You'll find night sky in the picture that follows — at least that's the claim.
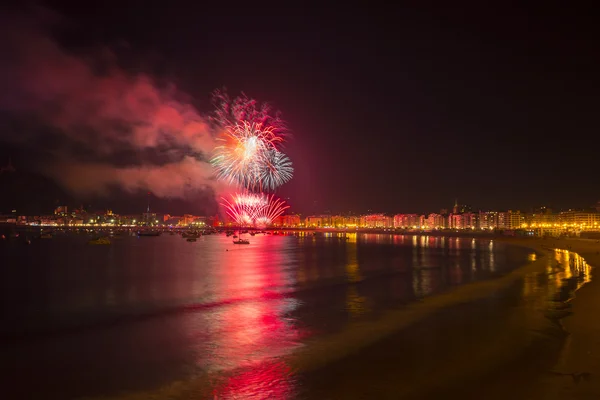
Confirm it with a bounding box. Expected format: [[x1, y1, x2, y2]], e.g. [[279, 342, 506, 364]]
[[0, 3, 598, 216]]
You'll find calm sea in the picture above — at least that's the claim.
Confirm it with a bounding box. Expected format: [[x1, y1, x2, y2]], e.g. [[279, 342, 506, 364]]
[[0, 232, 587, 399]]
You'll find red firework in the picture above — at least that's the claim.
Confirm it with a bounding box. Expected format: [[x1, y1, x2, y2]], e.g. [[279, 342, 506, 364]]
[[210, 89, 287, 135], [221, 192, 289, 227], [211, 121, 292, 191]]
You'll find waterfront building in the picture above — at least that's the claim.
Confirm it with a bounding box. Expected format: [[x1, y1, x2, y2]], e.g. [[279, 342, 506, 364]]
[[393, 214, 421, 229], [306, 215, 325, 227], [479, 211, 498, 230], [559, 210, 600, 230], [361, 214, 393, 228], [279, 214, 301, 227], [426, 213, 445, 229], [179, 214, 197, 225], [164, 216, 182, 225], [39, 216, 59, 226], [522, 211, 559, 228], [342, 216, 359, 228], [305, 215, 334, 227], [0, 214, 17, 223], [119, 215, 140, 226], [462, 212, 479, 229], [330, 215, 345, 228], [497, 210, 521, 230], [449, 213, 464, 229]]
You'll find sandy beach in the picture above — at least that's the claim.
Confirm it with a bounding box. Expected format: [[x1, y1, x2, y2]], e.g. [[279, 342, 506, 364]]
[[501, 237, 600, 399]]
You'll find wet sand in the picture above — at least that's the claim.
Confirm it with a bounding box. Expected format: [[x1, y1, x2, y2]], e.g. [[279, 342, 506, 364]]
[[503, 237, 600, 399], [296, 240, 567, 399]]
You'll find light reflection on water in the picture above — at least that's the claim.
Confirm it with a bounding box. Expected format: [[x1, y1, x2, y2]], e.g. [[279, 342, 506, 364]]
[[345, 241, 368, 318], [0, 234, 588, 400]]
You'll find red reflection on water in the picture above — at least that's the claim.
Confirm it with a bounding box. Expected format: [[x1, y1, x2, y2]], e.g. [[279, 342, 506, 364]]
[[198, 235, 301, 398], [213, 361, 295, 400]]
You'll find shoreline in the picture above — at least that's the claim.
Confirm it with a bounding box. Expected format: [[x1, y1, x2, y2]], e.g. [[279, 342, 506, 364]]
[[500, 237, 600, 399], [294, 238, 565, 399]]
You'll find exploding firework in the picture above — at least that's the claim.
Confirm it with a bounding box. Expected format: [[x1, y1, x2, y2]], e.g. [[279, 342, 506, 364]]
[[211, 90, 287, 135], [221, 192, 289, 227], [211, 91, 294, 226], [261, 149, 293, 190], [211, 121, 293, 191]]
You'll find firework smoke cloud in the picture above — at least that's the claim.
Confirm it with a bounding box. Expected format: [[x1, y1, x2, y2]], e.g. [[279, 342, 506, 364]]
[[0, 9, 217, 199]]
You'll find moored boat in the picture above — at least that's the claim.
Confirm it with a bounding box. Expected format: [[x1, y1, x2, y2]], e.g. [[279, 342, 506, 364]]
[[89, 237, 111, 245]]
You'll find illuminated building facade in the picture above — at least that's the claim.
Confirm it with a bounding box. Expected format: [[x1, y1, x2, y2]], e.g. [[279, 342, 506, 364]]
[[361, 214, 393, 228], [479, 211, 498, 230], [426, 213, 445, 229], [462, 212, 479, 229], [274, 214, 301, 227], [181, 214, 197, 225], [393, 214, 421, 229], [522, 211, 558, 228], [449, 214, 464, 229], [497, 210, 521, 230], [342, 216, 359, 227], [306, 215, 333, 227], [559, 211, 600, 230], [331, 215, 345, 228]]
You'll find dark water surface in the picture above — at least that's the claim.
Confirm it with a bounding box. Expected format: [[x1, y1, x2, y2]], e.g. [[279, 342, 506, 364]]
[[0, 232, 587, 399]]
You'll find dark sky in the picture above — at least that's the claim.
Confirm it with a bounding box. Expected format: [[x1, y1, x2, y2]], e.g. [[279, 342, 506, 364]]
[[0, 2, 598, 215]]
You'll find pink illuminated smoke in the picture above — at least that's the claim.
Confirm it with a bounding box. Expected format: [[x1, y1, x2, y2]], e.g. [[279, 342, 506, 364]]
[[0, 11, 215, 198]]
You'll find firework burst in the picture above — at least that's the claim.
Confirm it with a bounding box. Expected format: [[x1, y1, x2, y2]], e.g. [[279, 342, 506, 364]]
[[211, 120, 293, 192], [211, 91, 294, 227], [260, 149, 293, 191], [221, 192, 289, 227], [211, 90, 287, 135]]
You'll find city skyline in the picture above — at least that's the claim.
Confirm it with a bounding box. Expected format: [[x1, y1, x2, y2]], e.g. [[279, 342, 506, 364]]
[[3, 194, 600, 224], [5, 204, 600, 241]]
